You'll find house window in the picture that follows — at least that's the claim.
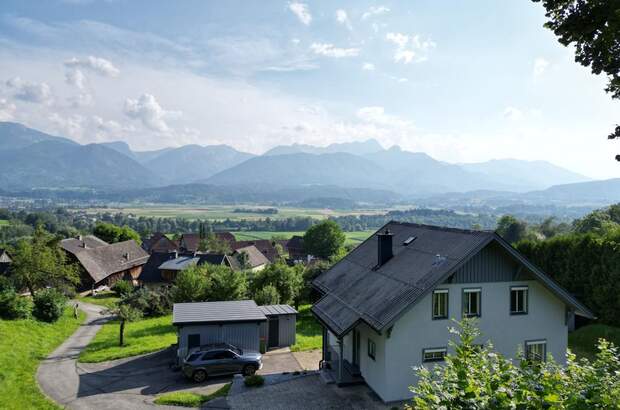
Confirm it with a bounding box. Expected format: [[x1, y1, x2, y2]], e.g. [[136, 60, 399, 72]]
[[511, 286, 528, 315], [432, 289, 449, 319], [423, 347, 447, 363], [368, 338, 376, 360], [462, 288, 481, 318], [525, 340, 546, 362]]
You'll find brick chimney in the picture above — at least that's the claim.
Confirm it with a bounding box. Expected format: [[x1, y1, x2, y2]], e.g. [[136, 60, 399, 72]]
[[377, 228, 393, 267]]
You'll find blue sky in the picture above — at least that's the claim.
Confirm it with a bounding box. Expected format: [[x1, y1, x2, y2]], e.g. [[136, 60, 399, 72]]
[[0, 0, 617, 179]]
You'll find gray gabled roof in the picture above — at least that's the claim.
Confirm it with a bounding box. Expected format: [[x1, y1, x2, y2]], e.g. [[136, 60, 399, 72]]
[[312, 221, 594, 338], [65, 240, 149, 283], [258, 304, 298, 316], [173, 300, 267, 325], [233, 245, 270, 268]]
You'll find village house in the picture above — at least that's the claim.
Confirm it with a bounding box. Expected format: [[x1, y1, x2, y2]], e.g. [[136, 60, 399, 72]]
[[141, 232, 179, 254], [60, 235, 149, 290], [0, 248, 11, 275], [311, 222, 594, 403]]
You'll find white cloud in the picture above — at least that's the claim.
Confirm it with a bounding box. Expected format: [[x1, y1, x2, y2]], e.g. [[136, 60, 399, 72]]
[[64, 56, 120, 77], [48, 112, 85, 138], [503, 106, 524, 121], [362, 62, 375, 71], [0, 98, 16, 121], [356, 106, 414, 128], [361, 6, 390, 20], [336, 9, 352, 30], [124, 93, 181, 133], [310, 43, 360, 58], [5, 77, 53, 104], [533, 57, 549, 77], [65, 68, 86, 89], [288, 2, 312, 25], [386, 33, 436, 64]]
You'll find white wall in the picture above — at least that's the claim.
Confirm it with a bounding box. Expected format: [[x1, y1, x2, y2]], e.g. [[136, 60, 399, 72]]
[[360, 280, 567, 402]]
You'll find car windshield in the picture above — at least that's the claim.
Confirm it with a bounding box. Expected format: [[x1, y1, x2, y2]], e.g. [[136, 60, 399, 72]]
[[186, 353, 202, 362]]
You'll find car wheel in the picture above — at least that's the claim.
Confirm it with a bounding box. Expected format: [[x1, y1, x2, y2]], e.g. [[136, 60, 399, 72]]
[[243, 364, 257, 376], [192, 369, 207, 383]]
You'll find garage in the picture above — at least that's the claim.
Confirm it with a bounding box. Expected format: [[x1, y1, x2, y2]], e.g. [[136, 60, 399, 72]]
[[258, 304, 297, 349], [173, 300, 298, 360], [173, 300, 267, 360]]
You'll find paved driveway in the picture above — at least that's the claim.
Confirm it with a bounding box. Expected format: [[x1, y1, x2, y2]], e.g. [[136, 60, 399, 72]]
[[37, 302, 228, 410], [228, 374, 395, 410]]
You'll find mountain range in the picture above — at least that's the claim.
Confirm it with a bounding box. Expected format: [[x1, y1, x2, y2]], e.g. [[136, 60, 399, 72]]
[[0, 121, 615, 206]]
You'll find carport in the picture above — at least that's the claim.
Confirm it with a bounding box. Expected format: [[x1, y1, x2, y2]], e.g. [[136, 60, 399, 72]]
[[173, 300, 267, 360]]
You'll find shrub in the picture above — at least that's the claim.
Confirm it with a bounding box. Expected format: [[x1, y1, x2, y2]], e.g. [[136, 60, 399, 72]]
[[254, 285, 280, 306], [111, 280, 133, 298], [32, 288, 67, 323], [122, 287, 172, 317], [408, 319, 620, 409], [244, 374, 264, 387], [0, 288, 31, 319]]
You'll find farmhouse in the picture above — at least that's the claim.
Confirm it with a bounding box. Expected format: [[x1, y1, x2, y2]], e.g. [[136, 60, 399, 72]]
[[0, 248, 11, 275], [230, 245, 270, 272], [312, 222, 594, 403], [60, 235, 149, 290], [179, 232, 236, 253], [142, 232, 179, 254], [173, 300, 297, 360]]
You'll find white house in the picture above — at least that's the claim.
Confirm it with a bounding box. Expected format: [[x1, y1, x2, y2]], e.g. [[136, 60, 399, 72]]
[[311, 222, 594, 403]]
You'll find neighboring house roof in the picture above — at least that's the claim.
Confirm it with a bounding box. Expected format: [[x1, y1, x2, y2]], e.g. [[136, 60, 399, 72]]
[[64, 240, 149, 283], [232, 240, 279, 262], [60, 235, 108, 254], [158, 253, 228, 271], [0, 248, 12, 264], [258, 304, 298, 316], [140, 251, 178, 283], [180, 232, 235, 252], [143, 233, 179, 253], [233, 245, 270, 269], [312, 221, 594, 339], [173, 300, 267, 325]]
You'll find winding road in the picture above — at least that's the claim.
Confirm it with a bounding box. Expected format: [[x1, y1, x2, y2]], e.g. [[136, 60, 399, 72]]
[[36, 302, 196, 410]]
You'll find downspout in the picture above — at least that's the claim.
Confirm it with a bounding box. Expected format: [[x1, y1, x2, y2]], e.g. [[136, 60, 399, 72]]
[[338, 337, 344, 384]]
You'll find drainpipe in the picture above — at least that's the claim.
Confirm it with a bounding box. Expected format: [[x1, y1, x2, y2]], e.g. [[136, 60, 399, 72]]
[[338, 337, 343, 384]]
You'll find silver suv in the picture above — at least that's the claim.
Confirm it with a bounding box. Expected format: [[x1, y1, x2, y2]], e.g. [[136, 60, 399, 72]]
[[181, 343, 263, 382]]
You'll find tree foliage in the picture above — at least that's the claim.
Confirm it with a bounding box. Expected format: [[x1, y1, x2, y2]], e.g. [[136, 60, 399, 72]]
[[303, 220, 346, 259], [533, 0, 620, 157], [9, 225, 78, 296], [517, 229, 620, 325], [249, 262, 303, 305], [171, 265, 211, 303], [253, 284, 280, 306], [205, 264, 247, 301], [409, 319, 620, 409], [496, 215, 529, 243], [93, 222, 141, 245]]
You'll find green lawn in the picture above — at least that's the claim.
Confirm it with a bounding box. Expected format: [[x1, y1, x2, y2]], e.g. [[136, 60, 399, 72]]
[[0, 219, 9, 226], [77, 291, 120, 309], [154, 383, 231, 407], [79, 314, 176, 363], [291, 304, 322, 352], [568, 324, 620, 360], [0, 308, 85, 410]]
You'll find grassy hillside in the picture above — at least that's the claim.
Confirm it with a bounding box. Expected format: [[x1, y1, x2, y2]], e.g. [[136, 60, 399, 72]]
[[79, 314, 176, 363], [0, 308, 85, 410], [569, 324, 620, 360]]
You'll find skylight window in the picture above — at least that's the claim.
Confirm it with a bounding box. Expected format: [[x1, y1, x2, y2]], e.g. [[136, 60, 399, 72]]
[[403, 236, 417, 246]]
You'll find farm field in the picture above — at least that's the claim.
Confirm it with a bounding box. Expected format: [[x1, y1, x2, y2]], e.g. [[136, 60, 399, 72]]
[[83, 205, 388, 221], [233, 230, 374, 246], [0, 219, 9, 226]]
